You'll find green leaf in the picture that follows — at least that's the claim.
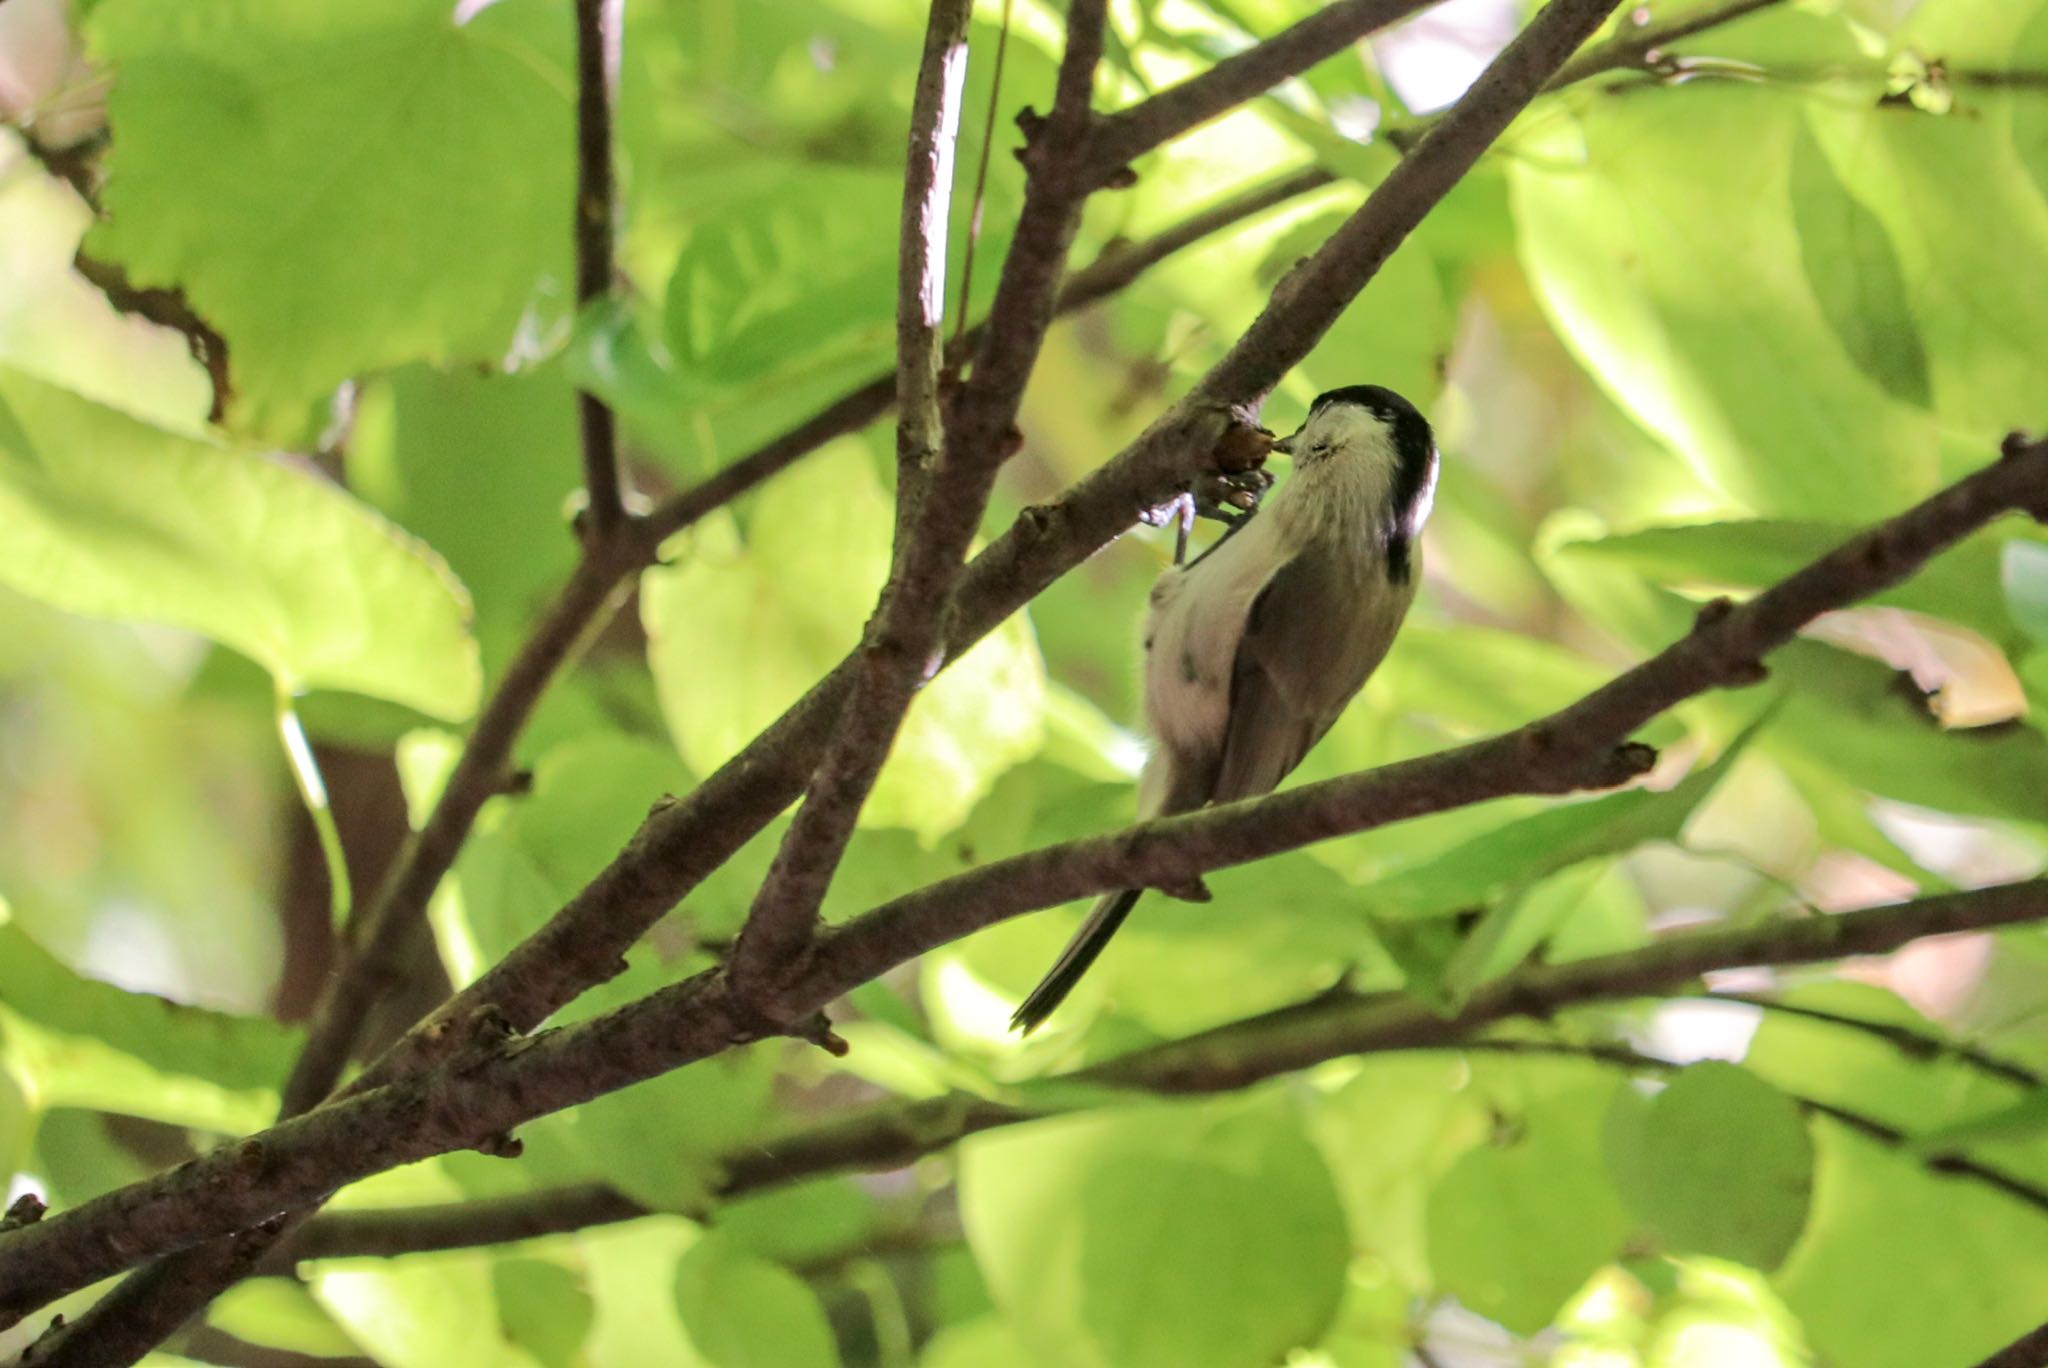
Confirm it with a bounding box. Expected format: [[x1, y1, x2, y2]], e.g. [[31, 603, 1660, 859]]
[[1559, 519, 2032, 653], [348, 365, 583, 651], [1774, 1126, 2048, 1368], [1910, 1086, 2048, 1156], [664, 165, 897, 385], [1607, 1062, 1813, 1270], [672, 1235, 841, 1368], [0, 916, 296, 1132], [712, 1179, 878, 1269], [494, 1258, 594, 1368], [0, 365, 480, 718], [209, 1282, 366, 1362], [580, 1221, 704, 1367], [1426, 1081, 1631, 1334], [643, 443, 1046, 842], [0, 132, 211, 430], [1785, 122, 1931, 406], [85, 0, 574, 415], [1767, 643, 2048, 824], [1310, 1056, 1497, 1293], [1512, 72, 1938, 517], [960, 1093, 1349, 1368], [1794, 0, 2048, 446], [919, 1316, 1038, 1368]]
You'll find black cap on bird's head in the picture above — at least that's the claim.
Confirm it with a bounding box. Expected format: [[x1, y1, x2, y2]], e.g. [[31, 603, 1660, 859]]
[[1272, 384, 1434, 471]]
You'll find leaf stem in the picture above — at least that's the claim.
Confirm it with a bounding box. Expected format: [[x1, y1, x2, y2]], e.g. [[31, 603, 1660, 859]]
[[273, 689, 350, 928]]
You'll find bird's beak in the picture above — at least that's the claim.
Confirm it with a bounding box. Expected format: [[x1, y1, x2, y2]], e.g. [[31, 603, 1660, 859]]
[[1271, 431, 1298, 458]]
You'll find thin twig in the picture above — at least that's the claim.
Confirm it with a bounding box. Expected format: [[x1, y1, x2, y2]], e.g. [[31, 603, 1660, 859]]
[[572, 0, 628, 536], [1703, 991, 2042, 1089], [954, 0, 1014, 348], [724, 0, 1109, 993], [9, 879, 2048, 1312], [1453, 1039, 2048, 1218], [1084, 0, 1442, 183], [1546, 0, 1784, 88]]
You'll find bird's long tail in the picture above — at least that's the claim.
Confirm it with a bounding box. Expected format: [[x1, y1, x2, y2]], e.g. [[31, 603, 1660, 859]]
[[1009, 888, 1143, 1034]]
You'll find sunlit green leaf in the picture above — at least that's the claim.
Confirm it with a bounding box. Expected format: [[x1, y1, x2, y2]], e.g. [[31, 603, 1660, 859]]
[[673, 1235, 841, 1368], [0, 365, 480, 717], [1426, 1080, 1631, 1334], [961, 1093, 1349, 1368], [0, 133, 210, 429], [495, 1258, 594, 1368], [0, 915, 294, 1132], [85, 0, 574, 416], [209, 1282, 366, 1363], [1512, 52, 1939, 517], [1774, 1126, 2048, 1368]]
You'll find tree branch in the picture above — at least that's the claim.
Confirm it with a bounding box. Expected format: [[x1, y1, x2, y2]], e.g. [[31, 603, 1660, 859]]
[[1546, 0, 1784, 89], [725, 0, 1108, 992], [1973, 1319, 2048, 1368], [12, 879, 2046, 1313], [1085, 0, 1440, 182], [266, 874, 2048, 1266], [572, 0, 628, 536], [1454, 1038, 2048, 1217], [1703, 991, 2042, 1089]]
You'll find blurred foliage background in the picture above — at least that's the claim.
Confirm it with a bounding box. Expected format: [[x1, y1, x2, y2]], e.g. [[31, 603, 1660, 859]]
[[3, 0, 2048, 1363]]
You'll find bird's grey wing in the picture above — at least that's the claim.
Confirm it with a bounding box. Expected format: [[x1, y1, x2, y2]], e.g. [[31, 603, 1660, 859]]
[[1213, 545, 1416, 803]]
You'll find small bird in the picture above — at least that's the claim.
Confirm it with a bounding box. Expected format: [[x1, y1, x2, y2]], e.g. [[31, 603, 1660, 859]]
[[1011, 384, 1439, 1033]]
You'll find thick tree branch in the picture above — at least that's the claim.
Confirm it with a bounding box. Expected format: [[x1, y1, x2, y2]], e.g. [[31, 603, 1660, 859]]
[[728, 0, 1007, 988], [9, 880, 2045, 1314], [572, 0, 628, 536]]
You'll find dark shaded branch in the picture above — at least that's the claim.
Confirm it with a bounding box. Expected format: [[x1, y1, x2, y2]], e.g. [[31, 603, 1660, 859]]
[[726, 0, 1107, 989], [1704, 991, 2042, 1089], [1974, 1320, 2048, 1368], [280, 1184, 646, 1262], [1546, 0, 1784, 88], [70, 253, 231, 425], [1453, 1039, 2048, 1218], [572, 0, 628, 536], [10, 880, 2045, 1313], [1085, 0, 1440, 182]]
